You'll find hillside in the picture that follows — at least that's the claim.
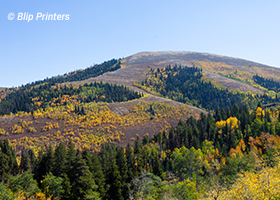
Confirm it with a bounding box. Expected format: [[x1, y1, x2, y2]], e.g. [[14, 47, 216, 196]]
[[1, 51, 280, 152], [83, 51, 280, 93], [1, 51, 280, 199]]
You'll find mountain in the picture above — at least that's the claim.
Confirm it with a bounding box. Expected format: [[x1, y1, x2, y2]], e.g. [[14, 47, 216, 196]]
[[83, 51, 280, 93], [1, 51, 280, 199], [1, 51, 280, 150]]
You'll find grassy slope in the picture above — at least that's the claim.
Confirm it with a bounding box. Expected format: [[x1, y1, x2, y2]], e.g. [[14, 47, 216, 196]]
[[2, 51, 280, 152]]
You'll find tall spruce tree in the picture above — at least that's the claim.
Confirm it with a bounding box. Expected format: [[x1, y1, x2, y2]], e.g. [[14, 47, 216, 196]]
[[91, 153, 106, 199], [125, 143, 134, 183], [134, 136, 143, 176], [71, 154, 100, 200], [104, 148, 123, 200], [53, 143, 67, 177], [66, 142, 77, 183], [19, 149, 31, 173], [116, 147, 130, 199]]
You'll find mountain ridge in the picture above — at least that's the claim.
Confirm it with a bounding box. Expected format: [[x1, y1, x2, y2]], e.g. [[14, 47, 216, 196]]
[[77, 51, 280, 94], [128, 51, 277, 68]]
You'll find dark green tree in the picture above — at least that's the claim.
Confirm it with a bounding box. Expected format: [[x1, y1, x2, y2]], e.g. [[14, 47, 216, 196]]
[[134, 136, 143, 175], [91, 153, 106, 199], [61, 173, 72, 200], [41, 172, 64, 200], [19, 149, 31, 173], [53, 143, 67, 177], [71, 155, 100, 200], [104, 149, 123, 200], [126, 143, 134, 182], [0, 182, 15, 200], [116, 147, 130, 199], [9, 171, 40, 199]]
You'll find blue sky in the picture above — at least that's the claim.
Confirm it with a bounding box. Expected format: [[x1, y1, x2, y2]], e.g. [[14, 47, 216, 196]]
[[1, 0, 280, 87]]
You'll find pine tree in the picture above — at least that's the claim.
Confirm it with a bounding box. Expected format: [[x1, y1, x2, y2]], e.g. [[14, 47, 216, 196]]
[[81, 106, 86, 115], [169, 127, 175, 151], [61, 173, 72, 200], [91, 153, 106, 199], [36, 145, 54, 185], [81, 149, 93, 168], [71, 155, 100, 200], [28, 149, 36, 172], [152, 153, 163, 178], [66, 142, 77, 182], [0, 139, 18, 177], [45, 145, 54, 173], [0, 152, 10, 182], [81, 148, 106, 198], [9, 171, 40, 199], [134, 136, 143, 175], [105, 148, 123, 200], [53, 143, 67, 177], [0, 182, 15, 200], [142, 135, 149, 146], [41, 172, 64, 200], [116, 147, 130, 199], [215, 107, 222, 121], [20, 149, 31, 173], [162, 131, 167, 150], [126, 143, 134, 182]]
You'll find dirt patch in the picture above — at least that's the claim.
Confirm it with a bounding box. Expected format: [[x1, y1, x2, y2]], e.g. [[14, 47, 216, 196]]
[[205, 71, 264, 93], [115, 118, 184, 147]]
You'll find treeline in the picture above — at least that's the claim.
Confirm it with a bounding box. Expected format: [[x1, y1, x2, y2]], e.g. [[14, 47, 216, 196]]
[[0, 82, 142, 115], [137, 66, 280, 111], [0, 59, 122, 115], [23, 59, 121, 87], [153, 102, 280, 156], [253, 74, 280, 93], [1, 105, 280, 199]]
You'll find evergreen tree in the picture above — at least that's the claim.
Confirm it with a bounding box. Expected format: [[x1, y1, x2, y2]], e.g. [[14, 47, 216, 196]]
[[142, 135, 149, 146], [27, 149, 36, 172], [19, 149, 31, 173], [215, 107, 222, 121], [126, 143, 134, 182], [66, 142, 77, 182], [9, 171, 40, 199], [0, 152, 10, 182], [45, 145, 54, 173], [71, 155, 100, 200], [35, 145, 54, 185], [103, 148, 123, 200], [152, 153, 163, 178], [91, 153, 106, 199], [116, 147, 130, 199], [81, 149, 93, 169], [0, 182, 15, 200], [0, 139, 18, 178], [134, 136, 143, 176], [61, 173, 72, 200], [169, 127, 176, 151], [53, 143, 67, 177], [41, 172, 64, 200]]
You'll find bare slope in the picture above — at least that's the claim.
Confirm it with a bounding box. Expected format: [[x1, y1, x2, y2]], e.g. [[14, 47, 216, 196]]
[[73, 50, 280, 117], [80, 51, 280, 94]]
